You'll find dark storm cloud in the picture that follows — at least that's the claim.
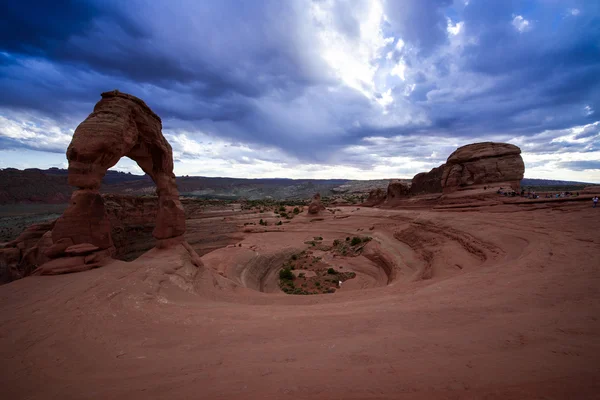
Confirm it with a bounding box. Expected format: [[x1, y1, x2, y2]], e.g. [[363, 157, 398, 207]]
[[383, 0, 453, 53], [1, 0, 600, 174]]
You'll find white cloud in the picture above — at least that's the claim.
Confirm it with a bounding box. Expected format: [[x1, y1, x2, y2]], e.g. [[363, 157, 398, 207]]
[[512, 15, 531, 33], [310, 0, 394, 104], [447, 19, 463, 36]]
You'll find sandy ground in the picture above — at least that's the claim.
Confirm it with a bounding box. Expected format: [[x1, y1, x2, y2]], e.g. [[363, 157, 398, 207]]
[[1, 200, 599, 399]]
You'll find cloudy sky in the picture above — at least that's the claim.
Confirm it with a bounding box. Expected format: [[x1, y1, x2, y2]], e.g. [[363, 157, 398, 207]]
[[1, 0, 599, 182]]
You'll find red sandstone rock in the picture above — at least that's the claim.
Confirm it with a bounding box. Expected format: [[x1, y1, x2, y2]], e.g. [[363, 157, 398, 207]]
[[65, 243, 101, 256], [410, 164, 445, 195], [39, 91, 187, 275], [308, 193, 326, 215], [44, 238, 74, 258], [385, 180, 410, 202], [363, 188, 386, 207], [0, 248, 21, 283], [441, 142, 524, 194], [52, 190, 113, 250]]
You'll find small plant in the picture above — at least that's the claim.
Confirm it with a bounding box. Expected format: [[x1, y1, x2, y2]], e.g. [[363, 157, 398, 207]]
[[327, 268, 337, 275], [350, 236, 362, 246], [291, 254, 298, 260], [279, 206, 286, 212], [314, 236, 323, 241], [346, 237, 350, 241], [333, 239, 340, 246], [277, 221, 282, 225], [293, 207, 300, 214], [315, 281, 321, 287], [279, 268, 294, 280]]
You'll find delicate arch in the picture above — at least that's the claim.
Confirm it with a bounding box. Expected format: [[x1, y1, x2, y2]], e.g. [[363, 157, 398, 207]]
[[51, 91, 185, 257]]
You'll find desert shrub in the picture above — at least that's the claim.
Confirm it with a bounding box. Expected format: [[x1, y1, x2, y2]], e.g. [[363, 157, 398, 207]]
[[279, 206, 286, 212], [333, 239, 340, 246], [314, 236, 323, 241], [327, 268, 337, 275], [279, 268, 294, 280], [346, 237, 350, 241], [293, 207, 300, 214], [276, 221, 282, 225], [350, 236, 362, 246], [291, 254, 298, 260], [315, 281, 321, 287]]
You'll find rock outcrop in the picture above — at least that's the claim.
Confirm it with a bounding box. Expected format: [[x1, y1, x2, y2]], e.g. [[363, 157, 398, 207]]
[[410, 164, 445, 195], [441, 142, 524, 194], [308, 193, 326, 214], [0, 221, 55, 283], [363, 188, 387, 207], [32, 91, 186, 275], [385, 180, 410, 202]]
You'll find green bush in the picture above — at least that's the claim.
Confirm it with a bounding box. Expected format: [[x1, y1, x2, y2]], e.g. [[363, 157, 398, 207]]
[[327, 268, 337, 275], [350, 236, 362, 246], [279, 268, 294, 280], [315, 281, 321, 287], [291, 254, 298, 260], [346, 237, 350, 241], [293, 207, 300, 214], [279, 206, 286, 212]]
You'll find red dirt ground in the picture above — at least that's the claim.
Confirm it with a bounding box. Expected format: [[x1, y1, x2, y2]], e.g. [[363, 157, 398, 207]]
[[1, 199, 599, 399]]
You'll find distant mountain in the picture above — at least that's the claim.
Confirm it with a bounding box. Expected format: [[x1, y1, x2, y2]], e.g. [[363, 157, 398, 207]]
[[521, 178, 593, 186], [0, 167, 595, 204], [0, 168, 72, 204]]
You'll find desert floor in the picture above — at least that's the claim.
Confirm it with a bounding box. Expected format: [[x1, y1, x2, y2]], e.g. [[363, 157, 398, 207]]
[[1, 200, 599, 399]]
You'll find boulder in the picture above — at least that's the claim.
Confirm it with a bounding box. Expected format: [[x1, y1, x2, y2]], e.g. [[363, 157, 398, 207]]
[[441, 142, 524, 194], [410, 164, 445, 195], [308, 193, 326, 215]]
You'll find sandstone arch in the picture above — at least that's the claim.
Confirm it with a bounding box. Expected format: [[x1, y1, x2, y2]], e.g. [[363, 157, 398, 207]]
[[39, 91, 185, 274]]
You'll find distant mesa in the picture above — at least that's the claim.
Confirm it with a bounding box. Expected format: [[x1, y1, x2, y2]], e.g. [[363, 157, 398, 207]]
[[441, 142, 524, 194]]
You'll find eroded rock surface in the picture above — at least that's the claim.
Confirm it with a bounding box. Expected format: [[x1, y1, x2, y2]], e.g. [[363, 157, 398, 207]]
[[308, 193, 326, 214], [385, 180, 410, 203], [411, 164, 445, 195], [363, 188, 387, 206], [442, 142, 524, 194]]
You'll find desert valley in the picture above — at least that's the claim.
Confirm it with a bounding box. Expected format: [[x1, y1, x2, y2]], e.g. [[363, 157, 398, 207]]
[[0, 91, 599, 399]]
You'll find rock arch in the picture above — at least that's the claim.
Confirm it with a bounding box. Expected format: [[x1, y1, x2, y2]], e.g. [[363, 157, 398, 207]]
[[39, 91, 185, 274]]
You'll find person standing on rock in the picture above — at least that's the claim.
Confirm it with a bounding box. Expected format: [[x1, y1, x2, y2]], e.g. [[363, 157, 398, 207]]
[[593, 196, 598, 208]]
